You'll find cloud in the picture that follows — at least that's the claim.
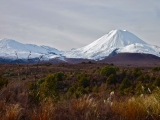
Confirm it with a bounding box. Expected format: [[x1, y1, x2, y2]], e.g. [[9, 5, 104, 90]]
[[0, 0, 160, 50], [154, 7, 160, 18]]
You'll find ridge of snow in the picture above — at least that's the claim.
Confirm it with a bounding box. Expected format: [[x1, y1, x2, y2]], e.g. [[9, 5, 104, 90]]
[[117, 43, 160, 57], [0, 38, 62, 59]]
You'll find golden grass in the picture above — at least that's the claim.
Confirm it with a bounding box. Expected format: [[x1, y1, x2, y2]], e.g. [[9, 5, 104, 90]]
[[0, 101, 22, 120], [5, 104, 22, 120], [30, 99, 54, 120], [111, 94, 160, 120]]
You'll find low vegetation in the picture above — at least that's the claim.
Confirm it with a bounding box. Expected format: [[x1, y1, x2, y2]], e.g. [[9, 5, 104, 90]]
[[0, 62, 160, 119]]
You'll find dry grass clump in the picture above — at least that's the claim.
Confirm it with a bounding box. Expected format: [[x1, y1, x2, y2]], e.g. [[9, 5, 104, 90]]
[[69, 95, 97, 120], [30, 100, 54, 120], [0, 101, 22, 120], [112, 98, 147, 120], [112, 93, 160, 120], [5, 104, 22, 120]]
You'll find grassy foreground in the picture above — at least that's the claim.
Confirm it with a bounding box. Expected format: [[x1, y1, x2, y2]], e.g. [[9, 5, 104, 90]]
[[1, 90, 160, 120]]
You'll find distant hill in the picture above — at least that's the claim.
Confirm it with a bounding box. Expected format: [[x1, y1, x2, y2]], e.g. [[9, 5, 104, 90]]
[[99, 53, 160, 66]]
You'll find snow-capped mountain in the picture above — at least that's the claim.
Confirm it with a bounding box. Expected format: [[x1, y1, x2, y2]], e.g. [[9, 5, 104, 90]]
[[63, 29, 160, 60], [1, 29, 160, 62], [0, 38, 62, 60]]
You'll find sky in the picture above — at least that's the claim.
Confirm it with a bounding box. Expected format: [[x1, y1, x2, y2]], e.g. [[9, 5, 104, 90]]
[[0, 0, 160, 50]]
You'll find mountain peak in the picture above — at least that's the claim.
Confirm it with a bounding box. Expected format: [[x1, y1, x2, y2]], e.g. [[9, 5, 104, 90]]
[[1, 38, 16, 42], [83, 29, 147, 50], [105, 29, 146, 46], [64, 29, 151, 60], [0, 38, 19, 49], [110, 29, 127, 33]]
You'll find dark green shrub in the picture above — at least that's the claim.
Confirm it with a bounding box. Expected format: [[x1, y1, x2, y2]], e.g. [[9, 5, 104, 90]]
[[114, 67, 120, 71], [0, 75, 8, 89], [22, 77, 26, 80], [150, 76, 156, 82], [135, 81, 143, 95], [132, 68, 142, 78], [9, 71, 14, 76], [54, 72, 64, 81], [3, 74, 9, 77], [144, 74, 150, 81], [136, 75, 144, 82], [106, 74, 117, 87], [78, 74, 90, 88], [120, 70, 127, 80], [127, 70, 132, 75], [68, 85, 76, 94], [74, 86, 91, 98], [123, 87, 133, 94], [28, 82, 37, 90], [28, 82, 40, 103], [40, 74, 59, 99], [100, 66, 116, 76], [119, 77, 131, 91], [29, 72, 63, 102], [77, 87, 88, 94], [37, 79, 45, 85], [152, 67, 160, 72], [92, 86, 99, 93], [154, 76, 160, 87]]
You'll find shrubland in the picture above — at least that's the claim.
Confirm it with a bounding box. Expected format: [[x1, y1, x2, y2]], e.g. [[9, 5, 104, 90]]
[[0, 63, 160, 119]]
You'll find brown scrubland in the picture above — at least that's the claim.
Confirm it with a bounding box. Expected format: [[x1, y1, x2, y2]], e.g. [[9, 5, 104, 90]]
[[0, 62, 160, 120]]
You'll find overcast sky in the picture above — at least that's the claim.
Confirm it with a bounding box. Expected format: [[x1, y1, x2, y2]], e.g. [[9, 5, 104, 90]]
[[0, 0, 160, 50]]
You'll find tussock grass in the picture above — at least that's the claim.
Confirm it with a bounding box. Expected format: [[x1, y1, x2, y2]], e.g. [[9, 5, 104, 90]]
[[111, 92, 160, 120], [0, 101, 22, 120], [30, 101, 54, 120]]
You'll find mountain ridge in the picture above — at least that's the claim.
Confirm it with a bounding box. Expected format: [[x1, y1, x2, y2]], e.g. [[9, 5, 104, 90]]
[[0, 29, 160, 63], [0, 38, 62, 60]]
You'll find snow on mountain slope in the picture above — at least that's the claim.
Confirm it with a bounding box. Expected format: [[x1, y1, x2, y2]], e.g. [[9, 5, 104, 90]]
[[81, 29, 147, 50], [0, 38, 62, 59], [40, 45, 60, 54], [117, 43, 160, 57], [1, 29, 160, 61], [63, 29, 153, 60]]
